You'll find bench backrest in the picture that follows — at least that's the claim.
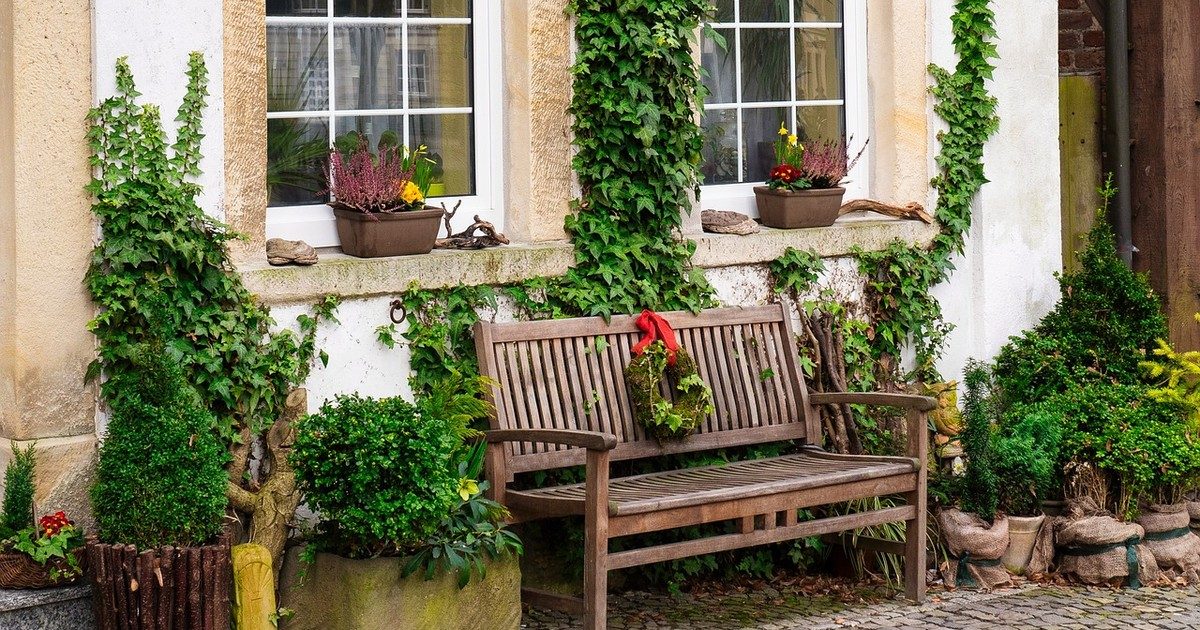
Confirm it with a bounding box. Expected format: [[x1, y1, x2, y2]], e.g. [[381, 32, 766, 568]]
[[473, 304, 817, 474]]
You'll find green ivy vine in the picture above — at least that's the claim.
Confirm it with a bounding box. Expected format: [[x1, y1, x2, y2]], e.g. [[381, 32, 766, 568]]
[[527, 0, 717, 318], [381, 284, 497, 395], [86, 54, 338, 442]]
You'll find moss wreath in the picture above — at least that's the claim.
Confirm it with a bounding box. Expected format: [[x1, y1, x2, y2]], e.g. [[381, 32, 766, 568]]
[[624, 312, 715, 440]]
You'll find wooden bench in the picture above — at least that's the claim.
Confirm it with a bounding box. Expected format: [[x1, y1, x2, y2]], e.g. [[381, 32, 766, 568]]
[[474, 304, 935, 630]]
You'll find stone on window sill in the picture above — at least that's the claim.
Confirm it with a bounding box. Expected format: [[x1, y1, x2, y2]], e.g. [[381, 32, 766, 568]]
[[240, 214, 938, 305]]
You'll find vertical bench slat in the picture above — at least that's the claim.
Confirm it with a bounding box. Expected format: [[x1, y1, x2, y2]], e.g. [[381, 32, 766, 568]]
[[704, 325, 738, 430], [751, 323, 785, 425], [680, 326, 720, 434], [539, 339, 567, 446]]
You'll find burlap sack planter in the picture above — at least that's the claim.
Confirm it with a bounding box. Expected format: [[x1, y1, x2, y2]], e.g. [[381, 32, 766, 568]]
[[1188, 501, 1200, 532], [1136, 503, 1200, 580], [279, 548, 521, 630], [937, 509, 1012, 589], [1055, 499, 1159, 587]]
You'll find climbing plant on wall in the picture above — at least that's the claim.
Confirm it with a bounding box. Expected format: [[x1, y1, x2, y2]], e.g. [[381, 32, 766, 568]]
[[534, 0, 718, 318], [86, 54, 337, 443], [777, 0, 999, 384]]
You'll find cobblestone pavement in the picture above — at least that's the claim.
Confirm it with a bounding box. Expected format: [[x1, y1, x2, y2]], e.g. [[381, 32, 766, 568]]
[[522, 584, 1200, 629]]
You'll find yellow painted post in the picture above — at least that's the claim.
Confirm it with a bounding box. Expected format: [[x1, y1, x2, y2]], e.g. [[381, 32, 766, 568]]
[[232, 543, 277, 630], [1059, 75, 1103, 272]]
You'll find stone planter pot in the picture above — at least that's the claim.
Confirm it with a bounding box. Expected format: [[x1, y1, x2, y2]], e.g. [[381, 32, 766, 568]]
[[332, 205, 444, 258], [87, 534, 231, 630], [1001, 514, 1045, 574], [1188, 501, 1200, 531], [279, 548, 520, 630], [753, 186, 845, 229]]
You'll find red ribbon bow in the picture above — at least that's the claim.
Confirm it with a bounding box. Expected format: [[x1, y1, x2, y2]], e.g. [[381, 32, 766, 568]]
[[631, 310, 680, 365]]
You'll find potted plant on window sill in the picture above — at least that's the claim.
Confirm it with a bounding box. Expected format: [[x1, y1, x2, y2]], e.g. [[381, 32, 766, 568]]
[[754, 125, 865, 229], [329, 141, 444, 258]]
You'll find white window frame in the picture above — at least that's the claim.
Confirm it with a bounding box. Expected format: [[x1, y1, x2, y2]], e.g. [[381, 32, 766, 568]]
[[700, 0, 869, 216], [265, 2, 504, 247]]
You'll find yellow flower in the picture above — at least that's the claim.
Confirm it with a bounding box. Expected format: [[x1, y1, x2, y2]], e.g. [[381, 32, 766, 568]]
[[457, 478, 480, 501], [399, 180, 424, 204], [788, 134, 799, 147], [778, 122, 789, 136]]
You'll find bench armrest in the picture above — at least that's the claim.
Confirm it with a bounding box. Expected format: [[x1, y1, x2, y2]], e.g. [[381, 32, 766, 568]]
[[809, 391, 935, 463], [486, 429, 618, 451], [809, 392, 938, 412]]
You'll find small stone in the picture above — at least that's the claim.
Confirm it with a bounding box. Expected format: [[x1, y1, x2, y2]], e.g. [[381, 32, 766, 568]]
[[266, 238, 318, 266], [702, 210, 760, 235]]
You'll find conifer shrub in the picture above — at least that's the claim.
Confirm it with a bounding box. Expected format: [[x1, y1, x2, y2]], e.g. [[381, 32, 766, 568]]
[[960, 361, 998, 522], [994, 208, 1166, 403], [92, 346, 229, 548], [992, 409, 1062, 516], [1, 442, 37, 536]]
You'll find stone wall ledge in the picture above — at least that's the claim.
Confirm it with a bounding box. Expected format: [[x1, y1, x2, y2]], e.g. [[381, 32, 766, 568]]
[[241, 214, 939, 306]]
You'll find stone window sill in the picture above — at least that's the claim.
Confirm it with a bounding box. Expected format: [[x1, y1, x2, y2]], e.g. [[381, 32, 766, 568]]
[[240, 213, 938, 305]]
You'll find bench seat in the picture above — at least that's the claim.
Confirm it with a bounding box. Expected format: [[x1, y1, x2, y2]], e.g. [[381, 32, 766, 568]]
[[507, 449, 917, 517]]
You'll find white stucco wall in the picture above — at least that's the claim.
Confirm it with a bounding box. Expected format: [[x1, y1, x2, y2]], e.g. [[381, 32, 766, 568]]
[[929, 0, 1063, 381], [92, 1, 225, 219]]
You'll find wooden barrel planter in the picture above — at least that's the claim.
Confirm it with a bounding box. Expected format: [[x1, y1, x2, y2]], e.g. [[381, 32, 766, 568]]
[[87, 533, 232, 630]]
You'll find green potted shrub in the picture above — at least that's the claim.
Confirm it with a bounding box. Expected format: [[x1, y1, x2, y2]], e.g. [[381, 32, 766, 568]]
[[282, 380, 522, 630], [993, 409, 1062, 574], [328, 139, 443, 258], [754, 126, 864, 229], [0, 444, 87, 589], [87, 347, 231, 629]]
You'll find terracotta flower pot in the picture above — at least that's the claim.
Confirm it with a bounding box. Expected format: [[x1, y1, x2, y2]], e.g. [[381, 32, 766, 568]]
[[1001, 514, 1045, 574], [753, 186, 845, 229], [332, 205, 444, 258]]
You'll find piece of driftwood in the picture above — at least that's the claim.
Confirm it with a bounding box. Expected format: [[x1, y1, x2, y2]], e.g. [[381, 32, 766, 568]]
[[839, 199, 933, 224], [434, 200, 509, 249], [227, 388, 306, 582], [88, 533, 231, 630], [473, 305, 936, 630]]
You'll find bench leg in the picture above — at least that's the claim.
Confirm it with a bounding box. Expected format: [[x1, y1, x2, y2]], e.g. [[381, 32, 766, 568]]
[[584, 449, 610, 630], [903, 490, 927, 603]]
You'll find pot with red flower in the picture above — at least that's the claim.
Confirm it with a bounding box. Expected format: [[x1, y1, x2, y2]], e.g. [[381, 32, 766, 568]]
[[0, 444, 88, 589], [328, 139, 444, 258], [753, 124, 866, 229]]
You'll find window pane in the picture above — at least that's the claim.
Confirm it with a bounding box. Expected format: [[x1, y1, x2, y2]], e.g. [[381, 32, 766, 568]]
[[333, 114, 404, 154], [711, 0, 734, 22], [412, 113, 475, 196], [334, 25, 404, 110], [741, 29, 790, 102], [268, 0, 328, 17], [796, 104, 845, 144], [268, 26, 330, 112], [268, 117, 330, 206], [428, 0, 470, 18], [795, 28, 843, 100], [795, 0, 842, 22], [701, 28, 735, 104], [335, 0, 402, 17], [743, 106, 790, 182], [740, 0, 788, 22], [701, 110, 739, 185], [407, 24, 472, 109]]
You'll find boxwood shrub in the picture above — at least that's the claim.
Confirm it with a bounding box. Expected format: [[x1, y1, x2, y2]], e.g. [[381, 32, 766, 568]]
[[291, 394, 459, 558]]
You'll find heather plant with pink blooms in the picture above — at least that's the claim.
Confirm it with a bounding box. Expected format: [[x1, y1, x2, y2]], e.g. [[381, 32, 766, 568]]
[[800, 138, 868, 189], [327, 140, 425, 216]]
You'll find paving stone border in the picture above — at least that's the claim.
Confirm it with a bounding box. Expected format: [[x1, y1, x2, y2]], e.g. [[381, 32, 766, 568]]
[[523, 584, 1200, 629]]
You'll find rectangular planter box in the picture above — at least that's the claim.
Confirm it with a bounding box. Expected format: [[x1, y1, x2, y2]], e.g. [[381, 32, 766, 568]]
[[279, 548, 520, 630], [332, 206, 444, 258], [753, 186, 845, 229]]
